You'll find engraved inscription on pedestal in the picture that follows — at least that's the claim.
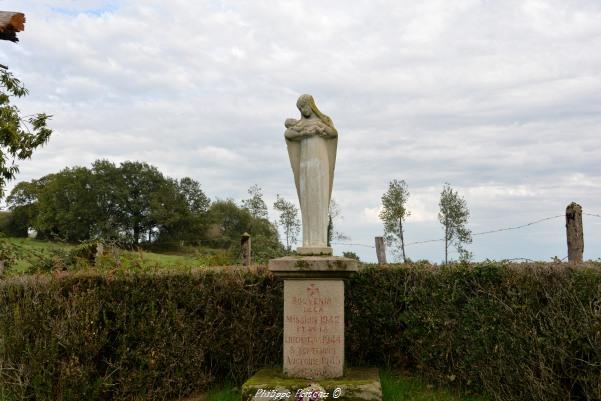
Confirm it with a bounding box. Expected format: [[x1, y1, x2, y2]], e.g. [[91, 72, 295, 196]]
[[283, 280, 344, 378]]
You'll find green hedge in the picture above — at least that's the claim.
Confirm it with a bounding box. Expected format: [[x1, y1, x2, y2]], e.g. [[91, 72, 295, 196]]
[[1, 262, 600, 401], [348, 263, 601, 401]]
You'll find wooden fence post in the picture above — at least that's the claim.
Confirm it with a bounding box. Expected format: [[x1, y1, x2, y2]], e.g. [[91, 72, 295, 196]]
[[375, 236, 387, 264], [241, 232, 251, 267], [566, 202, 583, 263], [94, 242, 104, 266]]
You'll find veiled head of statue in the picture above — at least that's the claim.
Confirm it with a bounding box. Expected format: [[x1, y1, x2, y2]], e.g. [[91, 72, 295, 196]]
[[296, 94, 336, 130]]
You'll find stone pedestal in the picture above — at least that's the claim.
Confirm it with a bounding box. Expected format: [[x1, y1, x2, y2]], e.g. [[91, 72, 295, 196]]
[[283, 279, 344, 378], [242, 256, 380, 401], [268, 256, 358, 279], [297, 246, 333, 256], [269, 256, 358, 379], [242, 367, 382, 401]]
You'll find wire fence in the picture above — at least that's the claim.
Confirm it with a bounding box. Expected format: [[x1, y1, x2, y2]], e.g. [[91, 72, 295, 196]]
[[332, 211, 601, 251], [89, 211, 601, 249], [107, 210, 600, 262]]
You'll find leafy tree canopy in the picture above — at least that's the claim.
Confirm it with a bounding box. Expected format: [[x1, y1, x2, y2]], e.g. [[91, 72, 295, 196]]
[[273, 194, 300, 251], [5, 160, 212, 246], [438, 183, 472, 263], [379, 179, 410, 262], [0, 67, 52, 197], [241, 184, 268, 219]]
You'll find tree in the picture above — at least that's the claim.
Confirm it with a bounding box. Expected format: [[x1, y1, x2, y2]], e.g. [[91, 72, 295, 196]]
[[206, 199, 255, 248], [113, 161, 171, 245], [327, 198, 349, 246], [5, 178, 47, 236], [0, 66, 52, 197], [150, 177, 211, 247], [177, 177, 210, 214], [152, 177, 210, 245], [35, 167, 99, 241], [90, 159, 123, 240], [273, 194, 300, 251], [206, 198, 283, 261], [241, 184, 268, 219], [5, 160, 214, 247], [438, 183, 472, 263], [379, 179, 410, 262]]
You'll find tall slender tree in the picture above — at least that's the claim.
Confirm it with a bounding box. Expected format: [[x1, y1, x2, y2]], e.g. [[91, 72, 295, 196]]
[[438, 183, 472, 263], [241, 184, 268, 219], [273, 194, 300, 251], [379, 179, 410, 262], [327, 198, 349, 246]]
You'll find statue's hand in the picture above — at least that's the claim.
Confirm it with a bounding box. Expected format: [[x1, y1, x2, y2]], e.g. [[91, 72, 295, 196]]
[[301, 121, 323, 136], [304, 125, 319, 135], [307, 123, 329, 137], [317, 126, 330, 137]]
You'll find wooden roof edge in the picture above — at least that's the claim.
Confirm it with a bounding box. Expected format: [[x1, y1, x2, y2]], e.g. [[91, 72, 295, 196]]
[[0, 11, 25, 42]]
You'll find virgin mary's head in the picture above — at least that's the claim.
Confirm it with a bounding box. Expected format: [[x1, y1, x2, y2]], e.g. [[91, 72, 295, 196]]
[[296, 94, 335, 129]]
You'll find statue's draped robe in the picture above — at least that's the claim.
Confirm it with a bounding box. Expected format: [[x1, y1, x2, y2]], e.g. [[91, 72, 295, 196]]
[[287, 131, 337, 248]]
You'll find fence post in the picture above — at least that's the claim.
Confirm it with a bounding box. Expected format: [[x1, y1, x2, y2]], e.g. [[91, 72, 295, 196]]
[[375, 236, 387, 264], [94, 242, 104, 267], [241, 232, 251, 267], [566, 202, 583, 263]]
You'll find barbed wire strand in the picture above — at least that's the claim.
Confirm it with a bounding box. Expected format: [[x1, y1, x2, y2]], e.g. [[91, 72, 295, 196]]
[[333, 214, 566, 249], [584, 212, 601, 218], [472, 214, 563, 236]]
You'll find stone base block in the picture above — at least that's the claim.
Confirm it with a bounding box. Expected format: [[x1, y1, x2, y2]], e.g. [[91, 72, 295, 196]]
[[283, 280, 344, 378], [242, 367, 382, 401], [268, 256, 359, 279], [297, 246, 333, 256]]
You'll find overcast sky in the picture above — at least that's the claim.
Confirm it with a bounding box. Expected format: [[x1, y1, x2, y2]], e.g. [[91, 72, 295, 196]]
[[1, 0, 600, 263]]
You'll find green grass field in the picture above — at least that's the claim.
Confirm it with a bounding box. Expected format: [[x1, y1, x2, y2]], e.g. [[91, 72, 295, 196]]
[[380, 371, 489, 401], [0, 236, 234, 276]]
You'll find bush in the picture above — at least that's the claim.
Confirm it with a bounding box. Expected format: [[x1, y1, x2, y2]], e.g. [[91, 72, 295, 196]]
[[347, 262, 601, 401], [1, 262, 600, 401], [0, 269, 284, 401]]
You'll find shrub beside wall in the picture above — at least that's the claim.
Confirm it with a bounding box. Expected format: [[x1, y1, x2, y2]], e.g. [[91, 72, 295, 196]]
[[1, 262, 600, 401]]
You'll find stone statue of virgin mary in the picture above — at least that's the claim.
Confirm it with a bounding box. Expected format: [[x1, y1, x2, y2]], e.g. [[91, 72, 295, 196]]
[[284, 94, 337, 255]]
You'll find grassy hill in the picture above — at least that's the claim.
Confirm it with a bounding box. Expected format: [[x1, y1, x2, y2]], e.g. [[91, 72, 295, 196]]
[[0, 236, 234, 276]]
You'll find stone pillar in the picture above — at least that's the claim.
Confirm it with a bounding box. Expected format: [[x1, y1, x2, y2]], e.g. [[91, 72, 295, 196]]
[[269, 256, 358, 379]]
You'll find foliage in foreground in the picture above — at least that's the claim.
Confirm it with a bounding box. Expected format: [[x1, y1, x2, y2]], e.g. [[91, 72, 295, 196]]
[[0, 67, 52, 198], [1, 262, 600, 401]]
